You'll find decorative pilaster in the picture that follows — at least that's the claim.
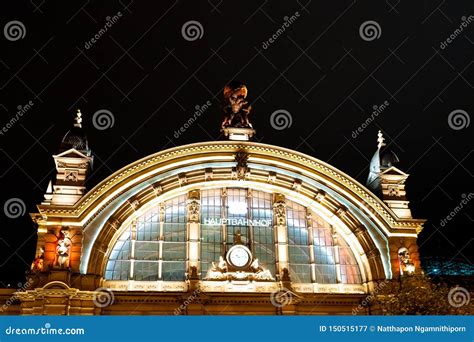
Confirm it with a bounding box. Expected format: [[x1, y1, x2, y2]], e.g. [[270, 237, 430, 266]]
[[273, 194, 288, 279], [307, 212, 316, 282], [129, 220, 137, 280], [331, 226, 342, 284], [187, 190, 200, 278]]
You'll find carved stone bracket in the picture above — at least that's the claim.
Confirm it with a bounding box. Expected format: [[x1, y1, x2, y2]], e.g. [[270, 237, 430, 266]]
[[178, 173, 187, 186], [232, 150, 250, 180], [314, 190, 326, 203], [152, 183, 163, 196]]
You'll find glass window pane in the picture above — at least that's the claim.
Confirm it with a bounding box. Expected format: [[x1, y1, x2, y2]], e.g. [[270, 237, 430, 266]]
[[105, 260, 130, 280], [287, 201, 311, 283], [314, 264, 336, 283], [289, 264, 311, 283], [226, 188, 249, 245], [135, 241, 159, 260], [162, 242, 186, 261], [251, 191, 275, 274], [134, 261, 158, 281], [338, 246, 361, 284], [200, 189, 224, 277], [162, 261, 186, 281]]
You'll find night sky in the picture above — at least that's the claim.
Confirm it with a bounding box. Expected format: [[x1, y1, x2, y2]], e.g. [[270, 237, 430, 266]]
[[0, 1, 473, 285]]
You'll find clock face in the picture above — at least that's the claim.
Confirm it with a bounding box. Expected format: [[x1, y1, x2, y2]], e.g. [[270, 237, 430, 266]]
[[228, 246, 251, 268]]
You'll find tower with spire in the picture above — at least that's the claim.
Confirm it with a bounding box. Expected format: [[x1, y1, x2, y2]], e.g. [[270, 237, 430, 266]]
[[366, 130, 413, 219], [42, 110, 93, 206]]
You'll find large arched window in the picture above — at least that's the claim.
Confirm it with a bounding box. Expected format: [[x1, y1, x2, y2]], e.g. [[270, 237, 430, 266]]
[[105, 187, 361, 285]]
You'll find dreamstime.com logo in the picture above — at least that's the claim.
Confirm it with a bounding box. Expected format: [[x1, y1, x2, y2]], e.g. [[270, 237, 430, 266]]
[[93, 287, 115, 308], [352, 280, 389, 315], [270, 287, 293, 308], [447, 286, 470, 308], [3, 198, 26, 219], [181, 20, 204, 41], [447, 109, 470, 130], [440, 15, 474, 50], [0, 100, 35, 136], [352, 100, 390, 139], [4, 323, 85, 336], [3, 20, 26, 41], [1, 278, 35, 313], [261, 11, 301, 49], [270, 109, 293, 130], [84, 11, 123, 50], [174, 289, 201, 315], [359, 20, 382, 41], [92, 109, 115, 130], [174, 100, 212, 139], [439, 193, 473, 227]]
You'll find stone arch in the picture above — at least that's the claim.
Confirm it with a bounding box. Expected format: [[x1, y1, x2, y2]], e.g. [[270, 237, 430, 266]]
[[34, 142, 422, 286]]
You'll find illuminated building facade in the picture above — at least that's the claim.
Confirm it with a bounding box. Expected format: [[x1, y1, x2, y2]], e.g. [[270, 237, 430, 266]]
[[0, 85, 425, 315]]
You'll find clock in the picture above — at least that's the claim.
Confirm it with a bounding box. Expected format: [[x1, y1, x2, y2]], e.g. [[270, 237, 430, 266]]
[[227, 245, 252, 268]]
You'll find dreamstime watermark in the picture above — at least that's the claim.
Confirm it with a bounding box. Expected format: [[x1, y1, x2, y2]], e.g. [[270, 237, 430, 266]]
[[181, 20, 204, 41], [0, 100, 34, 136], [440, 15, 474, 50], [447, 286, 470, 308], [270, 287, 293, 308], [174, 288, 201, 315], [359, 20, 381, 41], [352, 280, 389, 315], [447, 109, 470, 130], [173, 100, 212, 139], [352, 100, 390, 139], [270, 109, 292, 130], [262, 11, 301, 49], [439, 193, 473, 227], [3, 20, 26, 41], [1, 278, 34, 313], [3, 198, 26, 219], [84, 11, 123, 49], [5, 323, 85, 336], [92, 109, 115, 130], [92, 287, 115, 308]]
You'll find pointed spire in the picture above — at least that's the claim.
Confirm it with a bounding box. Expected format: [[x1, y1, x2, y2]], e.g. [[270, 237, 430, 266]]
[[43, 180, 53, 203], [377, 130, 386, 149], [46, 180, 53, 194], [74, 109, 82, 128]]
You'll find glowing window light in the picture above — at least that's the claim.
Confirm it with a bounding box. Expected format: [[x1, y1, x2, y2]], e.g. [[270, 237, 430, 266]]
[[228, 200, 248, 215]]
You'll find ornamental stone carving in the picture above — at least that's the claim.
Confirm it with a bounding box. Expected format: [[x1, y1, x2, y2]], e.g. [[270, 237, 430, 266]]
[[273, 194, 287, 226], [187, 199, 200, 223]]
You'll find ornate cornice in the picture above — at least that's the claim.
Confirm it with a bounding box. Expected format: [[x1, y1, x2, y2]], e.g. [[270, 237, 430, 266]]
[[32, 141, 424, 233]]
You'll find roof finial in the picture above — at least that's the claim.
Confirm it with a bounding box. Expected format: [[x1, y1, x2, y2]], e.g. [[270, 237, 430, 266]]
[[74, 109, 82, 128], [377, 130, 386, 149]]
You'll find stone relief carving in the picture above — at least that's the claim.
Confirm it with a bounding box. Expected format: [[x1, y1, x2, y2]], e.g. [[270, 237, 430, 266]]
[[273, 200, 287, 226], [187, 199, 200, 223]]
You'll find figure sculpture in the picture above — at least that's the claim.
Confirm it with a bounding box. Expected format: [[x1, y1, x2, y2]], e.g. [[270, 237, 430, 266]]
[[54, 230, 71, 269], [221, 81, 252, 129]]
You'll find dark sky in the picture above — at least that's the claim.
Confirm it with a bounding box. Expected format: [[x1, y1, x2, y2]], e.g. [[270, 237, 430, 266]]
[[0, 1, 472, 285]]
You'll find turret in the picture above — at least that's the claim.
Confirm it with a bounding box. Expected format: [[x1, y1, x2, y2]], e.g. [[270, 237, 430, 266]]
[[366, 130, 413, 219], [42, 110, 93, 206]]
